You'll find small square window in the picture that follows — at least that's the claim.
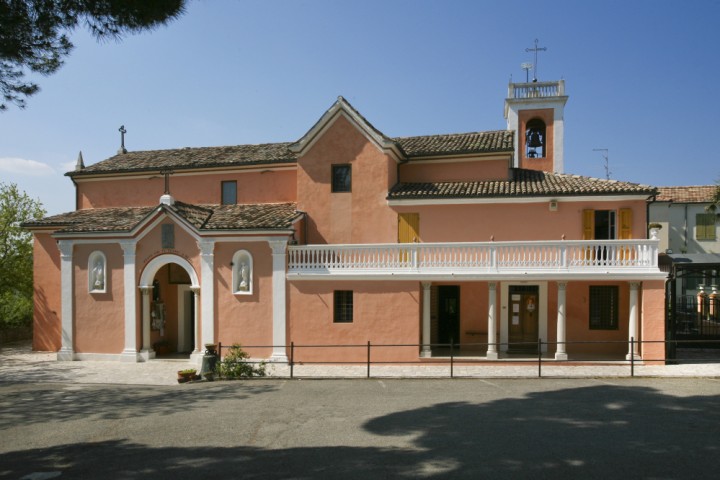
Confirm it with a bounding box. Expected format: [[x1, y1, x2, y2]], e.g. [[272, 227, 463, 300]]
[[334, 290, 353, 323], [331, 164, 351, 193], [589, 286, 619, 330], [221, 181, 237, 205]]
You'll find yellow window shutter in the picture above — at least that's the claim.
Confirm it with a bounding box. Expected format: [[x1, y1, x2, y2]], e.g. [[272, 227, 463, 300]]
[[619, 208, 632, 239], [398, 213, 420, 243], [582, 210, 594, 240]]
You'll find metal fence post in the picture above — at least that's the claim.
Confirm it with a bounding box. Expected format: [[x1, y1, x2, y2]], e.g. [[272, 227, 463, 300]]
[[367, 341, 371, 378], [538, 338, 542, 378], [290, 341, 294, 379], [450, 337, 454, 379], [630, 337, 635, 377]]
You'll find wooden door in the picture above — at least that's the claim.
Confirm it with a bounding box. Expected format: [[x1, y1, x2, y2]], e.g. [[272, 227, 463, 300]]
[[508, 285, 539, 353], [438, 286, 460, 345]]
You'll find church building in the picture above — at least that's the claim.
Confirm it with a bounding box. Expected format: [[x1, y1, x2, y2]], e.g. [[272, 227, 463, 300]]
[[24, 77, 667, 365]]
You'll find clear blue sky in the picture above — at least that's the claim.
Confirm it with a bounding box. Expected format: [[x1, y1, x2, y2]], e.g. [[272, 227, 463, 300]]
[[2, 0, 719, 215]]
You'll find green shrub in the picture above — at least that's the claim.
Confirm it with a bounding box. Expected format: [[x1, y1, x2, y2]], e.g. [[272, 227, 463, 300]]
[[217, 344, 266, 379]]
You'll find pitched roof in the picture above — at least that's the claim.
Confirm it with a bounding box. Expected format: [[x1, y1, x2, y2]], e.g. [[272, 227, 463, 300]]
[[67, 99, 515, 178], [655, 186, 718, 203], [23, 202, 301, 234], [387, 169, 656, 200], [393, 130, 514, 157]]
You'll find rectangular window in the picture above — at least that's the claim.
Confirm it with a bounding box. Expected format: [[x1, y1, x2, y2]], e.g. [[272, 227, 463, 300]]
[[221, 181, 237, 205], [696, 213, 716, 241], [589, 286, 619, 330], [331, 164, 352, 193], [594, 210, 616, 240], [333, 290, 353, 323]]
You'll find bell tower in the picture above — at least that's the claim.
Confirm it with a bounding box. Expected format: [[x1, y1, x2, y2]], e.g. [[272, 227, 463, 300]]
[[504, 79, 568, 173]]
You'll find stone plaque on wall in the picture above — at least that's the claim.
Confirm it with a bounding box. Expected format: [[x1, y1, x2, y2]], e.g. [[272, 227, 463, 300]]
[[161, 224, 175, 249]]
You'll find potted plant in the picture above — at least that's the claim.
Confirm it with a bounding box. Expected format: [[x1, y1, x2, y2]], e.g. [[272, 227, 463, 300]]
[[177, 368, 197, 383]]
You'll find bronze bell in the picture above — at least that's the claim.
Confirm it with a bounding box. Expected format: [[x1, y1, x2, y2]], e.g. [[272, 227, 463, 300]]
[[527, 129, 543, 148]]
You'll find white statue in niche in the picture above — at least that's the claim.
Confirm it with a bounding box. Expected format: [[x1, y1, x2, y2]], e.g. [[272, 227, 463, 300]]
[[238, 262, 250, 291], [92, 257, 105, 291]]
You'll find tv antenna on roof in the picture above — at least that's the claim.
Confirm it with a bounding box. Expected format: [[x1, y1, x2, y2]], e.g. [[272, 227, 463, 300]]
[[593, 148, 611, 180], [521, 63, 533, 83]]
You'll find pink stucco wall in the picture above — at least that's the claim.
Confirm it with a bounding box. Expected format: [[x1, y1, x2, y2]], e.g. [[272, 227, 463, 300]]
[[296, 114, 398, 244], [73, 244, 125, 354], [641, 280, 666, 363], [399, 158, 510, 183], [32, 233, 61, 352], [395, 200, 648, 243], [288, 281, 421, 362], [77, 169, 297, 209]]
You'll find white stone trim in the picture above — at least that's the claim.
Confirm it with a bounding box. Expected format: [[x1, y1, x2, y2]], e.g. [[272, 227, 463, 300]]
[[486, 282, 498, 359], [627, 282, 641, 360], [421, 282, 431, 357], [388, 194, 651, 206], [57, 240, 75, 361], [555, 282, 568, 360], [198, 240, 215, 348], [119, 241, 139, 362], [269, 239, 289, 362]]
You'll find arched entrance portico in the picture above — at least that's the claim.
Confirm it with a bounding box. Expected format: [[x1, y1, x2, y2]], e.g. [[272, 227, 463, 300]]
[[139, 255, 200, 361]]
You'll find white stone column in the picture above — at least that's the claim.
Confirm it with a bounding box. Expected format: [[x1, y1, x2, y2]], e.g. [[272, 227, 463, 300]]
[[555, 282, 568, 360], [57, 241, 74, 361], [627, 282, 641, 360], [119, 241, 139, 362], [189, 286, 202, 363], [487, 282, 498, 359], [269, 239, 289, 362], [199, 240, 215, 350], [139, 286, 154, 361], [421, 282, 432, 357]]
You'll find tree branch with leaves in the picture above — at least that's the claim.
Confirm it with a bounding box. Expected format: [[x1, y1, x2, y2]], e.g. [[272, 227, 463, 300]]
[[0, 0, 186, 110]]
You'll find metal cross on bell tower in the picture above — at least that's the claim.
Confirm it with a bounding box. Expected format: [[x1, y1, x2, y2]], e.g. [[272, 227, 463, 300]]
[[525, 39, 547, 82]]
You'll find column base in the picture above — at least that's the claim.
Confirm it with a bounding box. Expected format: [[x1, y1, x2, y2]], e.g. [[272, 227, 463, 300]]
[[486, 351, 499, 360], [139, 349, 156, 361], [270, 352, 289, 364], [420, 347, 432, 358], [190, 350, 204, 365], [119, 349, 141, 363], [626, 353, 642, 361], [57, 348, 74, 361], [554, 352, 568, 361]]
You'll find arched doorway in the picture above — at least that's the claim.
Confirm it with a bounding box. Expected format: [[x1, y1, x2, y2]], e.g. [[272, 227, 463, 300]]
[[140, 255, 200, 359]]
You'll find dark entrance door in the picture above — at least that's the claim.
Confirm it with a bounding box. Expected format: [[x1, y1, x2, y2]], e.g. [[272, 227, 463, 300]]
[[508, 285, 539, 353], [438, 286, 460, 345]]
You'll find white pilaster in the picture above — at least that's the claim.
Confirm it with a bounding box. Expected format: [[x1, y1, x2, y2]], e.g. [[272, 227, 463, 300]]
[[421, 282, 432, 357], [57, 241, 74, 361], [627, 282, 641, 360], [119, 241, 139, 362], [487, 282, 498, 359], [189, 286, 202, 364], [139, 286, 154, 361], [199, 240, 215, 350], [555, 282, 568, 360], [269, 239, 288, 362]]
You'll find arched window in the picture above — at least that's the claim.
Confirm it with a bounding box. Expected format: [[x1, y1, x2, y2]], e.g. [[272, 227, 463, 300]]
[[525, 118, 546, 158], [232, 250, 253, 295], [88, 251, 107, 293]]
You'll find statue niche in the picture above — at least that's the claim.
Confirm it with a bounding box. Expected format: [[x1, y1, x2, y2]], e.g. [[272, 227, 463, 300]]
[[88, 251, 107, 293], [233, 250, 253, 295]]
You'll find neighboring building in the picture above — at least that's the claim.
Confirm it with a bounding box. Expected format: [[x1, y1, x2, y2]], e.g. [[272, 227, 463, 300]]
[[24, 79, 667, 365], [651, 186, 720, 352], [651, 186, 719, 255]]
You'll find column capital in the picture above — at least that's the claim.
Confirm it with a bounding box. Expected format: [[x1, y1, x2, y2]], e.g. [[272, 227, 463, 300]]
[[557, 281, 567, 291], [189, 286, 201, 294], [269, 238, 288, 255], [628, 282, 641, 290], [421, 281, 432, 290], [488, 282, 497, 291], [57, 240, 74, 258], [119, 240, 136, 256], [198, 239, 215, 256], [139, 285, 154, 295]]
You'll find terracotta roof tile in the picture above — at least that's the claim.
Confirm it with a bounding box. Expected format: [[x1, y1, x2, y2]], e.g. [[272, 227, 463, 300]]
[[655, 186, 718, 203], [24, 202, 301, 233], [393, 130, 514, 157], [388, 169, 656, 200]]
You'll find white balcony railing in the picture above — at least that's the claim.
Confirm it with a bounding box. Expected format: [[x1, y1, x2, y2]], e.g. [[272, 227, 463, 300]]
[[287, 239, 661, 277], [508, 80, 565, 100]]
